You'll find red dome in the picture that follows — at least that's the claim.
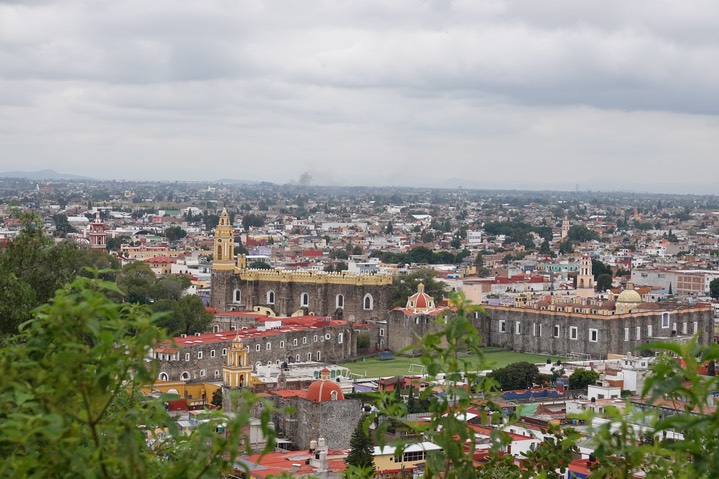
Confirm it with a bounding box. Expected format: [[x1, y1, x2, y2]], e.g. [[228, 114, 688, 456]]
[[306, 380, 344, 402], [406, 283, 436, 312]]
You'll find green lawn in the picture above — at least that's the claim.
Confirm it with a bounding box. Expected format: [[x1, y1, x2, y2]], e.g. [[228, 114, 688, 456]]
[[339, 349, 566, 378]]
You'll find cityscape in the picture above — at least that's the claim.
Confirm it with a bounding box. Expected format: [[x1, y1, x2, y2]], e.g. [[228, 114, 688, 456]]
[[1, 176, 718, 477], [2, 0, 718, 477]]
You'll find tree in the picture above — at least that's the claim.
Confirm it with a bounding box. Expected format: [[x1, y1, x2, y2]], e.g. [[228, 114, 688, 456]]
[[390, 269, 448, 307], [116, 261, 156, 304], [52, 213, 77, 237], [566, 225, 599, 243], [488, 362, 540, 390], [596, 273, 613, 292], [211, 388, 223, 408], [241, 213, 265, 230], [345, 418, 376, 474], [568, 368, 600, 390], [250, 261, 272, 270], [710, 278, 719, 299], [163, 225, 187, 241], [385, 221, 393, 234], [152, 295, 213, 336], [356, 334, 370, 351], [0, 276, 276, 478]]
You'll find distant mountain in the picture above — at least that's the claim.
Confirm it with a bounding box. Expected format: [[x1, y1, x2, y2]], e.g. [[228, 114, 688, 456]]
[[0, 169, 92, 180]]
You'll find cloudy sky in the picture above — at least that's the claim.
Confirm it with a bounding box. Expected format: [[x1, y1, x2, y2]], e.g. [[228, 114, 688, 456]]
[[1, 0, 718, 193]]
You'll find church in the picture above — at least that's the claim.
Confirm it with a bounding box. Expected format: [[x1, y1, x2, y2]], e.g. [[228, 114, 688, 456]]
[[210, 209, 392, 323]]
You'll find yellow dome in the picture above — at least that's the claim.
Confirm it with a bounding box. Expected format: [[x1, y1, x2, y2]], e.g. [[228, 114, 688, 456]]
[[617, 289, 642, 303]]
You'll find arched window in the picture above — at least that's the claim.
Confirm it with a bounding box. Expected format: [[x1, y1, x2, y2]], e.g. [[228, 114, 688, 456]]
[[159, 372, 169, 381], [300, 292, 309, 307], [336, 294, 344, 309], [316, 351, 321, 361], [363, 293, 373, 310], [233, 289, 241, 303], [267, 290, 275, 305], [180, 371, 190, 381], [331, 390, 338, 401]]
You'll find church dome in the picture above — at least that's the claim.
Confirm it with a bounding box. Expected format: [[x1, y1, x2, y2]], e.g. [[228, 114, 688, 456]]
[[617, 288, 642, 304], [306, 379, 344, 402], [406, 283, 436, 312]]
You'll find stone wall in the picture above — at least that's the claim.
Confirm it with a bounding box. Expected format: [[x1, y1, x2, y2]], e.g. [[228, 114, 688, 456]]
[[154, 323, 356, 383], [211, 271, 391, 323]]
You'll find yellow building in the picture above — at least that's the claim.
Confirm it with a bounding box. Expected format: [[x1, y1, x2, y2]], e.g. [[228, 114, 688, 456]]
[[372, 441, 442, 478]]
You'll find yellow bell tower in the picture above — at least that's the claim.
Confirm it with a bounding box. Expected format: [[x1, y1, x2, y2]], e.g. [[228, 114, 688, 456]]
[[223, 335, 253, 388], [213, 208, 235, 270]]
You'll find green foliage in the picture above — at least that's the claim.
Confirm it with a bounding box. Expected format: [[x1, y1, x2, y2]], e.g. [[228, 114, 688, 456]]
[[0, 277, 276, 478], [390, 268, 448, 307], [163, 226, 187, 241], [568, 368, 600, 390], [356, 333, 371, 351], [596, 273, 613, 292], [52, 213, 78, 237], [488, 361, 540, 390], [250, 261, 272, 270], [566, 225, 599, 243], [151, 295, 213, 336], [107, 235, 132, 251], [116, 261, 157, 304], [211, 389, 223, 408], [241, 213, 265, 230], [710, 278, 719, 299], [592, 258, 613, 279], [345, 418, 376, 474], [371, 246, 469, 266], [483, 220, 552, 247]]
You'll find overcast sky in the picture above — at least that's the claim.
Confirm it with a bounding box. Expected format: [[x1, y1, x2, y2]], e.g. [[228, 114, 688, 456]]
[[1, 1, 718, 193]]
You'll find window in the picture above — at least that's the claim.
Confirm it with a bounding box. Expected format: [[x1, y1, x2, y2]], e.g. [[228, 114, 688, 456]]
[[316, 351, 321, 361], [532, 323, 536, 337], [314, 334, 318, 342], [499, 320, 506, 333], [307, 352, 312, 361], [214, 370, 220, 378], [222, 348, 227, 356], [197, 351, 203, 360], [624, 327, 629, 342], [515, 322, 521, 335], [301, 292, 309, 307], [570, 326, 578, 340], [336, 294, 344, 309], [538, 324, 543, 337], [403, 451, 426, 462], [280, 341, 285, 349], [682, 322, 688, 335], [636, 326, 641, 341], [199, 370, 206, 377], [363, 294, 374, 310], [266, 342, 271, 350], [293, 339, 298, 346], [295, 354, 300, 362], [647, 325, 652, 338], [379, 328, 384, 337], [267, 361, 272, 366], [208, 350, 214, 358], [233, 289, 241, 303], [180, 371, 190, 381], [662, 312, 670, 328], [325, 333, 331, 340], [589, 329, 598, 342], [694, 321, 698, 334], [331, 390, 338, 401], [159, 372, 169, 381], [255, 344, 261, 352], [553, 325, 560, 338], [338, 333, 343, 344], [267, 290, 275, 304], [185, 353, 190, 361], [303, 337, 307, 344]]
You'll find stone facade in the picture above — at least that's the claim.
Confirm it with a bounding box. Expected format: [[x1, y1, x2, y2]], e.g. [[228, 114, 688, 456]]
[[386, 305, 713, 360], [269, 395, 362, 450], [152, 321, 357, 383], [211, 268, 392, 323], [479, 305, 712, 358]]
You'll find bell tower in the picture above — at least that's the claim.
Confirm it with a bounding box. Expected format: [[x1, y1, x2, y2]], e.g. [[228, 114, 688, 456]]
[[575, 255, 595, 298], [561, 215, 570, 241], [223, 335, 253, 389], [213, 208, 235, 271]]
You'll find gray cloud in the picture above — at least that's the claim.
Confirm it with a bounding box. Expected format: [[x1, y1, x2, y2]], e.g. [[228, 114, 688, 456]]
[[0, 0, 718, 192]]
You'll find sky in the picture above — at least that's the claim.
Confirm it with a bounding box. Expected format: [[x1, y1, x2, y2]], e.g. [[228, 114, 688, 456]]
[[1, 0, 718, 194]]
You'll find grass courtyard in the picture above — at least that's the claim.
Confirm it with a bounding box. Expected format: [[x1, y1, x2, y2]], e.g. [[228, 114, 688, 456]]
[[338, 349, 567, 378]]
